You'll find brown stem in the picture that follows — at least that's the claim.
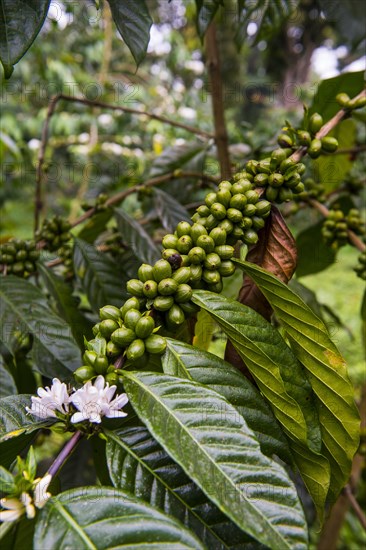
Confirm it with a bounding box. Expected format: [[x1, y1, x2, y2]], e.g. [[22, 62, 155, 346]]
[[205, 23, 231, 180], [344, 485, 366, 530]]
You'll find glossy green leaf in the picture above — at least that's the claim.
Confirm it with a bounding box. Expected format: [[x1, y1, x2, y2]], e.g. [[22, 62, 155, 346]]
[[153, 188, 190, 232], [0, 464, 16, 492], [73, 238, 127, 312], [34, 486, 204, 549], [115, 208, 161, 265], [0, 355, 17, 398], [191, 291, 319, 452], [235, 260, 360, 503], [295, 221, 336, 277], [163, 338, 292, 463], [0, 0, 50, 78], [123, 371, 308, 549], [38, 264, 93, 349], [107, 0, 152, 66], [0, 276, 81, 378], [105, 420, 255, 549], [149, 143, 205, 177], [77, 210, 113, 244]]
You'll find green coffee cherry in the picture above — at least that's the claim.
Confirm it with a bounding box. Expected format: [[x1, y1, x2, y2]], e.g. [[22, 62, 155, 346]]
[[255, 200, 271, 217], [214, 245, 234, 260], [138, 263, 155, 282], [167, 304, 185, 325], [172, 266, 191, 284], [143, 280, 158, 299], [197, 205, 210, 217], [162, 248, 179, 261], [177, 235, 193, 254], [209, 227, 227, 245], [190, 264, 203, 282], [127, 279, 144, 297], [216, 189, 232, 208], [268, 173, 284, 188], [241, 217, 253, 229], [252, 216, 265, 230], [188, 246, 206, 264], [100, 305, 121, 322], [191, 223, 208, 243], [196, 235, 215, 253], [279, 158, 295, 173], [243, 204, 257, 217], [309, 113, 323, 134], [204, 253, 221, 270], [126, 339, 145, 360], [124, 309, 142, 329], [229, 193, 246, 209], [245, 190, 259, 204], [174, 283, 193, 303], [145, 335, 167, 354], [231, 180, 252, 194], [226, 208, 242, 223], [254, 174, 268, 187], [105, 372, 118, 385], [218, 219, 234, 234], [158, 278, 178, 296], [92, 323, 100, 336], [111, 327, 136, 346], [231, 225, 244, 239], [153, 259, 172, 282], [153, 295, 174, 311], [176, 221, 192, 237], [205, 192, 217, 207], [94, 356, 109, 374], [278, 133, 293, 148], [74, 366, 95, 383], [100, 319, 119, 338], [297, 130, 311, 146], [135, 316, 155, 338], [162, 234, 178, 249], [308, 138, 322, 158], [270, 148, 288, 168], [243, 229, 259, 245], [336, 93, 350, 107], [210, 203, 227, 220], [83, 350, 97, 367], [321, 137, 338, 152], [180, 255, 190, 267], [121, 297, 141, 318], [246, 160, 259, 175], [219, 260, 235, 277], [278, 188, 294, 202], [202, 269, 221, 284], [180, 301, 200, 315], [219, 180, 232, 191], [207, 280, 223, 293]]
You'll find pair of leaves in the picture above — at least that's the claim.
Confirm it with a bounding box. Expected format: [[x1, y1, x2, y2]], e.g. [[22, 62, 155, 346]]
[[235, 261, 360, 504], [0, 276, 80, 379], [121, 370, 308, 549]]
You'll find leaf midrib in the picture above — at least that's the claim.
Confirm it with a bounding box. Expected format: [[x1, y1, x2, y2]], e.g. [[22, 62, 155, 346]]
[[52, 498, 96, 550]]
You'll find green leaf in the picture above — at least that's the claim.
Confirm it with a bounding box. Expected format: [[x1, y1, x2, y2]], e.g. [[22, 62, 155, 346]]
[[0, 0, 50, 78], [0, 394, 53, 468], [195, 0, 222, 38], [0, 276, 81, 378], [115, 208, 161, 265], [34, 486, 204, 549], [38, 264, 93, 349], [235, 260, 360, 503], [308, 71, 364, 121], [123, 371, 308, 549], [73, 238, 127, 312], [295, 220, 336, 277], [0, 464, 16, 492], [153, 188, 191, 232], [191, 291, 319, 452], [163, 338, 292, 464], [107, 0, 152, 66], [76, 210, 113, 244], [149, 143, 205, 178], [105, 420, 255, 549], [0, 355, 17, 398]]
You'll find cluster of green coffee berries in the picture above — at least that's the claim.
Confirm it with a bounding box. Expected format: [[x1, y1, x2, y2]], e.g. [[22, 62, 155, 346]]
[[0, 239, 39, 278], [81, 193, 109, 212], [296, 177, 325, 201], [104, 228, 125, 258], [336, 93, 366, 111], [35, 215, 71, 252], [243, 149, 306, 203], [277, 113, 338, 160], [354, 250, 366, 280], [322, 208, 365, 249], [74, 302, 166, 384]]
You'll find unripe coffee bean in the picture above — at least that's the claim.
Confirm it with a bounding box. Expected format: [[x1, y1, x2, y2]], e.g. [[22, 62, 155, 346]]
[[297, 131, 311, 146], [145, 335, 167, 354], [124, 309, 142, 329], [278, 188, 293, 202], [189, 264, 203, 282], [158, 278, 178, 296], [167, 304, 185, 325], [127, 339, 145, 360], [121, 297, 141, 318], [210, 203, 227, 220], [135, 316, 155, 338], [278, 133, 293, 148], [172, 266, 191, 284], [176, 221, 192, 237], [176, 235, 193, 254], [153, 295, 174, 311], [254, 173, 268, 187], [143, 280, 158, 299], [309, 113, 323, 134], [266, 187, 279, 201], [210, 227, 227, 245], [231, 180, 252, 194], [204, 253, 221, 270], [162, 234, 178, 249], [218, 180, 232, 191], [138, 263, 155, 282], [105, 372, 118, 385], [197, 205, 210, 217], [245, 190, 259, 204], [216, 189, 232, 208], [205, 192, 217, 207], [214, 245, 234, 260], [227, 208, 242, 223], [321, 137, 338, 152], [255, 200, 271, 217], [127, 279, 144, 297], [268, 173, 284, 188], [112, 327, 136, 346], [243, 229, 259, 245], [202, 269, 221, 284], [230, 193, 247, 209], [100, 305, 121, 322], [94, 356, 109, 374], [336, 93, 350, 107], [180, 301, 200, 315], [252, 216, 265, 230], [218, 219, 234, 234], [196, 235, 215, 253], [83, 350, 97, 366], [174, 283, 193, 303], [243, 204, 257, 217], [191, 223, 207, 243], [219, 260, 235, 277], [100, 319, 119, 338], [153, 259, 172, 282], [308, 139, 322, 158], [74, 366, 95, 383]]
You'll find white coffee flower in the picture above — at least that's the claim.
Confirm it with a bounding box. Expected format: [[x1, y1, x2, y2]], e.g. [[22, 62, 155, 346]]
[[26, 378, 70, 419], [0, 493, 35, 523], [70, 375, 128, 424], [33, 474, 52, 509]]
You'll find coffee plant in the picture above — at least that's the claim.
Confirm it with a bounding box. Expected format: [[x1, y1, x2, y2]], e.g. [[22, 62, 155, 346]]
[[0, 1, 365, 549]]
